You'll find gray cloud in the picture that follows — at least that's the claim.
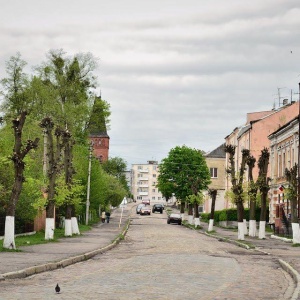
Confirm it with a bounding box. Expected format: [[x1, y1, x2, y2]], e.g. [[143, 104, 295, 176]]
[[1, 0, 300, 166]]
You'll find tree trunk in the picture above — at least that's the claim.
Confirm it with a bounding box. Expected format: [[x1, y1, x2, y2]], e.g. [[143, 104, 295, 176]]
[[237, 202, 245, 240], [71, 205, 80, 235], [180, 202, 185, 221], [259, 192, 267, 239], [194, 202, 200, 227], [188, 203, 193, 224], [4, 112, 39, 249], [65, 204, 72, 236], [249, 199, 257, 237]]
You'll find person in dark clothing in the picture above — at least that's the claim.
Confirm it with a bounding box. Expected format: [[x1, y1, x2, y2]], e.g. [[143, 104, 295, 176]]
[[105, 211, 111, 223]]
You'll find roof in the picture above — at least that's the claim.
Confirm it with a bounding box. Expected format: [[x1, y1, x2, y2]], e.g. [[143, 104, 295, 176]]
[[205, 143, 226, 158]]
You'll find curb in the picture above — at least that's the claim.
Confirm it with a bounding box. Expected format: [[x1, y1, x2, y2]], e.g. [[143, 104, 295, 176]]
[[279, 259, 300, 300], [0, 219, 130, 281]]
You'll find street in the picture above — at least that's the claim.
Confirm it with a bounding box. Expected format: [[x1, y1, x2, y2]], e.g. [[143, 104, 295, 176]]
[[0, 206, 294, 300]]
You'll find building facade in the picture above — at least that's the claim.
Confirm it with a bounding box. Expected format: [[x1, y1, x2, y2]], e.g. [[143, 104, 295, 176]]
[[131, 161, 164, 202], [203, 144, 227, 213], [268, 116, 299, 226]]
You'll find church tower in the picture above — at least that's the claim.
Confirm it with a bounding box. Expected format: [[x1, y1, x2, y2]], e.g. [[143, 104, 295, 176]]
[[88, 95, 110, 162]]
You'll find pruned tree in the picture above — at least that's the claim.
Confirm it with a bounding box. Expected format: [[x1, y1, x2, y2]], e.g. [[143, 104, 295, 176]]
[[285, 164, 299, 244], [4, 112, 39, 249], [208, 189, 217, 232], [1, 54, 40, 249], [256, 148, 270, 239], [247, 155, 258, 237], [225, 144, 250, 240], [39, 117, 66, 240]]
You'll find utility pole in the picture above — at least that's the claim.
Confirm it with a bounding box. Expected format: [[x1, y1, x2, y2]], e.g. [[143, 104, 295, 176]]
[[86, 143, 93, 225]]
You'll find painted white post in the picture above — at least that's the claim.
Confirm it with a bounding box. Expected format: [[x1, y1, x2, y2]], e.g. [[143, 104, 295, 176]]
[[258, 221, 266, 239], [45, 218, 55, 240], [238, 222, 245, 240], [65, 219, 72, 236], [208, 219, 214, 232], [188, 215, 194, 225], [3, 216, 15, 249], [243, 219, 248, 235], [181, 213, 185, 222], [71, 217, 80, 235], [194, 218, 200, 227], [292, 223, 300, 244], [249, 220, 257, 237]]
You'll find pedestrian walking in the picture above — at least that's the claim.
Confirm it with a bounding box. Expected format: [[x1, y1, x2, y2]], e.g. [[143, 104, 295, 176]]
[[105, 210, 111, 223]]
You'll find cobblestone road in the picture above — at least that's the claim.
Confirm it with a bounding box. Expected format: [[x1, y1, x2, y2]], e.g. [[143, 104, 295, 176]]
[[0, 210, 294, 300]]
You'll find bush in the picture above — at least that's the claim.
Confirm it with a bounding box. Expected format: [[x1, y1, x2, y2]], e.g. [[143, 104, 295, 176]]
[[202, 207, 269, 222]]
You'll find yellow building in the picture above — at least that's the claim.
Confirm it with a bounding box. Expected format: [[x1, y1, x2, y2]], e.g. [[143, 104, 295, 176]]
[[203, 144, 227, 213]]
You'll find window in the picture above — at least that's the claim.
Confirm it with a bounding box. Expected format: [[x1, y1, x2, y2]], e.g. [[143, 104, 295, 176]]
[[138, 174, 143, 178], [158, 197, 161, 200], [152, 196, 155, 200], [278, 154, 282, 177], [137, 196, 142, 200], [153, 174, 156, 178], [210, 168, 218, 178], [152, 189, 155, 192], [138, 166, 143, 170], [153, 166, 157, 170]]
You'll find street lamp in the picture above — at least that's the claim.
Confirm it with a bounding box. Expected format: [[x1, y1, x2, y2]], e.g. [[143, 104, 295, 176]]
[[86, 143, 93, 225]]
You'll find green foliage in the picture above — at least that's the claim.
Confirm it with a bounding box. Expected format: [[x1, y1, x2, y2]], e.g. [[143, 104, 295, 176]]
[[16, 177, 45, 222], [201, 208, 269, 223], [158, 145, 211, 202], [55, 177, 84, 208], [101, 157, 130, 194], [186, 191, 204, 205]]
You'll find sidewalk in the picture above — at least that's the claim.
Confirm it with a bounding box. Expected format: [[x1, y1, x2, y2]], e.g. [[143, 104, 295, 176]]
[[0, 202, 134, 280]]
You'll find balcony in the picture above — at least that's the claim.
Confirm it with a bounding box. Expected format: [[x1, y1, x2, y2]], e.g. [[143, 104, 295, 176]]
[[139, 184, 149, 188], [139, 169, 149, 173], [139, 192, 148, 196], [139, 177, 149, 181]]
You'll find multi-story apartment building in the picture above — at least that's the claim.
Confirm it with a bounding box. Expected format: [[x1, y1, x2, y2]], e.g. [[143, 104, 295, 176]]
[[131, 161, 164, 202]]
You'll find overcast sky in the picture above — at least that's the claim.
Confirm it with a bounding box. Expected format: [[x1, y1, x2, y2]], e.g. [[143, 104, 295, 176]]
[[1, 0, 300, 168]]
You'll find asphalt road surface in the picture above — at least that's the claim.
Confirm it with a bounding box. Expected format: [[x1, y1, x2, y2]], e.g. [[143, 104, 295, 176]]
[[0, 207, 294, 300]]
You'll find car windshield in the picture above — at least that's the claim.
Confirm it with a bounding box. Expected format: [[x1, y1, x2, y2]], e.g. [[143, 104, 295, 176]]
[[170, 214, 181, 218], [155, 204, 162, 207], [137, 204, 145, 209]]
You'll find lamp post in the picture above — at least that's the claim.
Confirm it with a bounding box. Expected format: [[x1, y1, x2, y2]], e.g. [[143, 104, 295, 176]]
[[86, 143, 93, 225]]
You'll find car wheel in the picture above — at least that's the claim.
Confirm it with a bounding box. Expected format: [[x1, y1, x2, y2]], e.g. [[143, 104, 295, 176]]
[[178, 221, 182, 225], [167, 220, 170, 224], [160, 211, 163, 214]]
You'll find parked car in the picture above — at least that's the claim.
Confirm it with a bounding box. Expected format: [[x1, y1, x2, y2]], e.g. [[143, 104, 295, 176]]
[[167, 213, 182, 225], [136, 204, 145, 214], [152, 204, 163, 214], [140, 206, 151, 215]]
